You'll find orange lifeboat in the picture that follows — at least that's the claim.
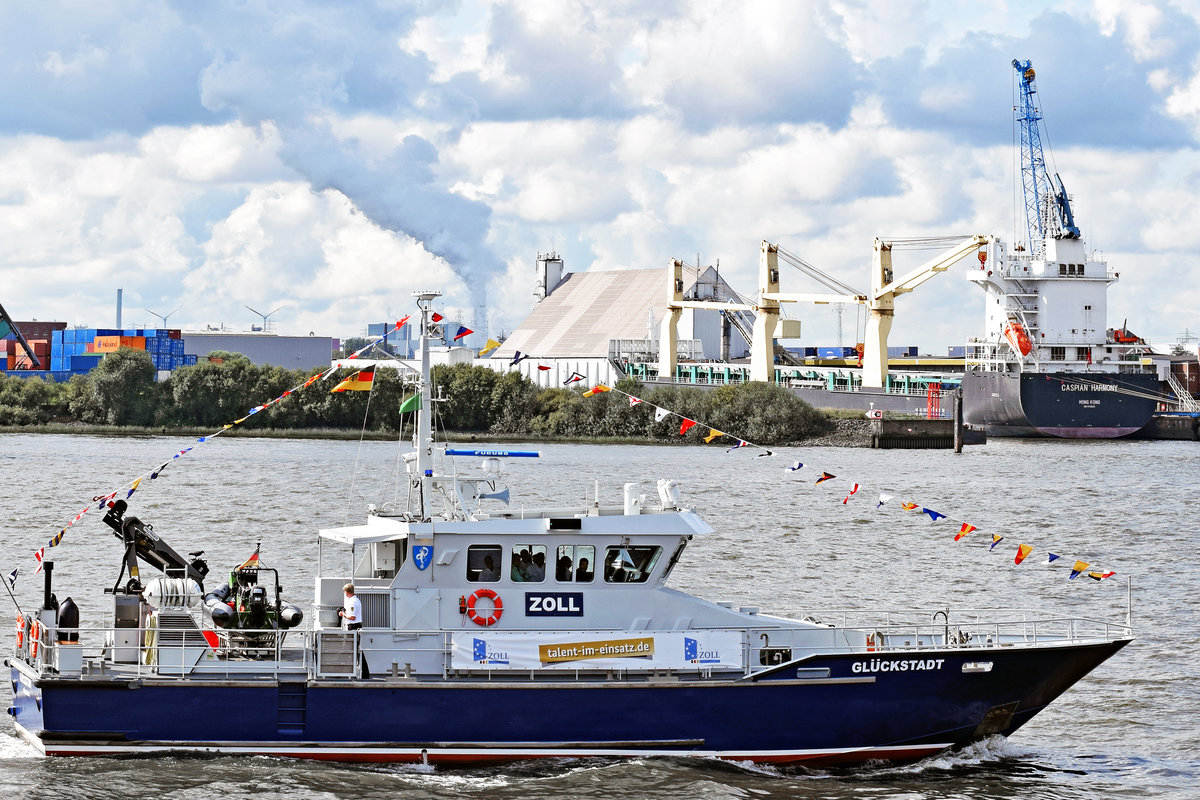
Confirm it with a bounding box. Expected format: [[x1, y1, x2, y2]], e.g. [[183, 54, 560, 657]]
[[1004, 322, 1032, 356]]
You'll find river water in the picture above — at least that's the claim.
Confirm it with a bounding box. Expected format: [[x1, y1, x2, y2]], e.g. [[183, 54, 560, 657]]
[[0, 432, 1195, 799]]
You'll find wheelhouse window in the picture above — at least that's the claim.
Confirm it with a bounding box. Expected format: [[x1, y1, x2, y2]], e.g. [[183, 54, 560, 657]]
[[604, 545, 662, 583], [555, 545, 595, 583], [511, 544, 547, 582], [467, 545, 502, 582]]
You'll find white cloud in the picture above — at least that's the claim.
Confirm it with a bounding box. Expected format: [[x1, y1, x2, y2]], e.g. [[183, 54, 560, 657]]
[[2, 1, 1200, 351], [41, 42, 109, 77]]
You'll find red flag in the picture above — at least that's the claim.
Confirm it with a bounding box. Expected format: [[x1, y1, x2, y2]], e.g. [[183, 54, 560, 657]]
[[431, 312, 443, 322], [537, 364, 551, 371], [841, 483, 859, 504], [396, 315, 410, 328], [679, 419, 696, 435], [954, 523, 976, 542]]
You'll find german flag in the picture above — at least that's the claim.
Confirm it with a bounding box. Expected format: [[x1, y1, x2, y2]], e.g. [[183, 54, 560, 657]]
[[331, 367, 375, 392]]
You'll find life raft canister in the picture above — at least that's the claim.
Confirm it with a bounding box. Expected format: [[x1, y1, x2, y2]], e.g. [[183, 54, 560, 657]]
[[15, 612, 24, 650], [466, 588, 503, 627]]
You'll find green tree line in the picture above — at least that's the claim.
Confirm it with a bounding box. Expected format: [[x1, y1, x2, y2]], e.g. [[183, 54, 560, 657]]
[[0, 348, 832, 444]]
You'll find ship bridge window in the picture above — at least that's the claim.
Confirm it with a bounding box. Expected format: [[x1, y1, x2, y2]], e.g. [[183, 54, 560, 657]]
[[604, 545, 663, 583], [467, 545, 502, 582], [511, 544, 547, 582], [1050, 347, 1066, 361], [556, 545, 595, 583]]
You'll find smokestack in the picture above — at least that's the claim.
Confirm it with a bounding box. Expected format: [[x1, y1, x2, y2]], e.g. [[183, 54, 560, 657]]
[[473, 302, 487, 346], [116, 289, 123, 328]]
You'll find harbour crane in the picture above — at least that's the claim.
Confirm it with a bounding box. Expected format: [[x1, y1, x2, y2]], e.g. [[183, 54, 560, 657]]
[[0, 300, 41, 369], [1013, 58, 1079, 257]]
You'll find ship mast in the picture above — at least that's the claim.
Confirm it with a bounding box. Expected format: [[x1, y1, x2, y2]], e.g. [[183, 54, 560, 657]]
[[413, 290, 440, 521]]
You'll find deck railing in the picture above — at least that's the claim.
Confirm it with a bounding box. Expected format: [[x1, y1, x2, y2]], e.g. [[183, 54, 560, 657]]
[[15, 608, 1131, 682]]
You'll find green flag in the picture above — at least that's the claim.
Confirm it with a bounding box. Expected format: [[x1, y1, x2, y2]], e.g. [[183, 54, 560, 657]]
[[399, 394, 422, 413]]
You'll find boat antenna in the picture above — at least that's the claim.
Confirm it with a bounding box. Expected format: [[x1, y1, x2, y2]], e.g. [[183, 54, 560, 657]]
[[413, 290, 441, 521]]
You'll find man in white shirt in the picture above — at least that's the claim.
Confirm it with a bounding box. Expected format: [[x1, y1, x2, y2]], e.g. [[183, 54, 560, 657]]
[[338, 583, 363, 631]]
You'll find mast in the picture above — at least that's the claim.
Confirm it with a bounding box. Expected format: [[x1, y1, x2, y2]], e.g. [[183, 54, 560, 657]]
[[413, 290, 440, 521]]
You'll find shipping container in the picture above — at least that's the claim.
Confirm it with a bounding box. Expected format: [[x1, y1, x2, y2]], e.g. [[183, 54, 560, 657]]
[[70, 353, 104, 370], [93, 335, 146, 353], [947, 346, 966, 358]]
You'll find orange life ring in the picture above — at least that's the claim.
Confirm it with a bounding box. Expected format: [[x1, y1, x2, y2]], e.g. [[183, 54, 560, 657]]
[[466, 588, 503, 627], [15, 613, 24, 650], [30, 620, 41, 659], [866, 634, 877, 652]]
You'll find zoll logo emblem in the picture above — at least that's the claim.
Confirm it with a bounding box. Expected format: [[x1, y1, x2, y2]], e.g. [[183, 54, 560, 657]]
[[525, 592, 584, 616]]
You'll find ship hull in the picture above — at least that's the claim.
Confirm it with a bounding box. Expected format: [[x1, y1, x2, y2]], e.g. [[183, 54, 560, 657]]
[[963, 370, 1158, 438], [10, 638, 1128, 766]]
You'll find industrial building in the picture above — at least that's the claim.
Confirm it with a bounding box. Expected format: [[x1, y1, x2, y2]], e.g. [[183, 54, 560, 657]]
[[488, 252, 751, 386], [179, 332, 336, 370]]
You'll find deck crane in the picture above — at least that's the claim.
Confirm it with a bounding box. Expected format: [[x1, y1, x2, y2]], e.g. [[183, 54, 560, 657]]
[[657, 236, 997, 386], [657, 242, 862, 383], [1013, 58, 1080, 257]]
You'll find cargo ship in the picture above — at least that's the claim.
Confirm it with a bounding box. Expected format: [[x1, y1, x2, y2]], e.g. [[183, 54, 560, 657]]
[[962, 60, 1162, 438]]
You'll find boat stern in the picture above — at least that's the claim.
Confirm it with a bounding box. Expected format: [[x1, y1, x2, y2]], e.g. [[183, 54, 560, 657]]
[[7, 660, 46, 753]]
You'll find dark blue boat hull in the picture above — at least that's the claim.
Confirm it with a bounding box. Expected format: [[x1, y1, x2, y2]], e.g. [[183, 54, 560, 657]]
[[10, 638, 1129, 765], [964, 370, 1158, 438]]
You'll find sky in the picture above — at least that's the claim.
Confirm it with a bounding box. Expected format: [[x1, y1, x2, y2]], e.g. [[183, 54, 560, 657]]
[[2, 0, 1199, 353]]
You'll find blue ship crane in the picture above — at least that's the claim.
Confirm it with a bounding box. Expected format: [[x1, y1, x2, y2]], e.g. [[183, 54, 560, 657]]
[[1013, 59, 1080, 257]]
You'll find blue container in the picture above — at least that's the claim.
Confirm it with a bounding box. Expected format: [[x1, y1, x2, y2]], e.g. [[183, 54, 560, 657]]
[[816, 347, 842, 359], [70, 354, 103, 370], [947, 346, 966, 358], [172, 340, 184, 355]]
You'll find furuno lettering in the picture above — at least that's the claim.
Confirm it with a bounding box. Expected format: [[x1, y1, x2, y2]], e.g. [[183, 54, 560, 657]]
[[850, 658, 945, 674], [525, 592, 584, 616]]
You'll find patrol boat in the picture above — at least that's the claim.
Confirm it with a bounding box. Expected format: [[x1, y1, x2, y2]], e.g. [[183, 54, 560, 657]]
[[9, 291, 1132, 765]]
